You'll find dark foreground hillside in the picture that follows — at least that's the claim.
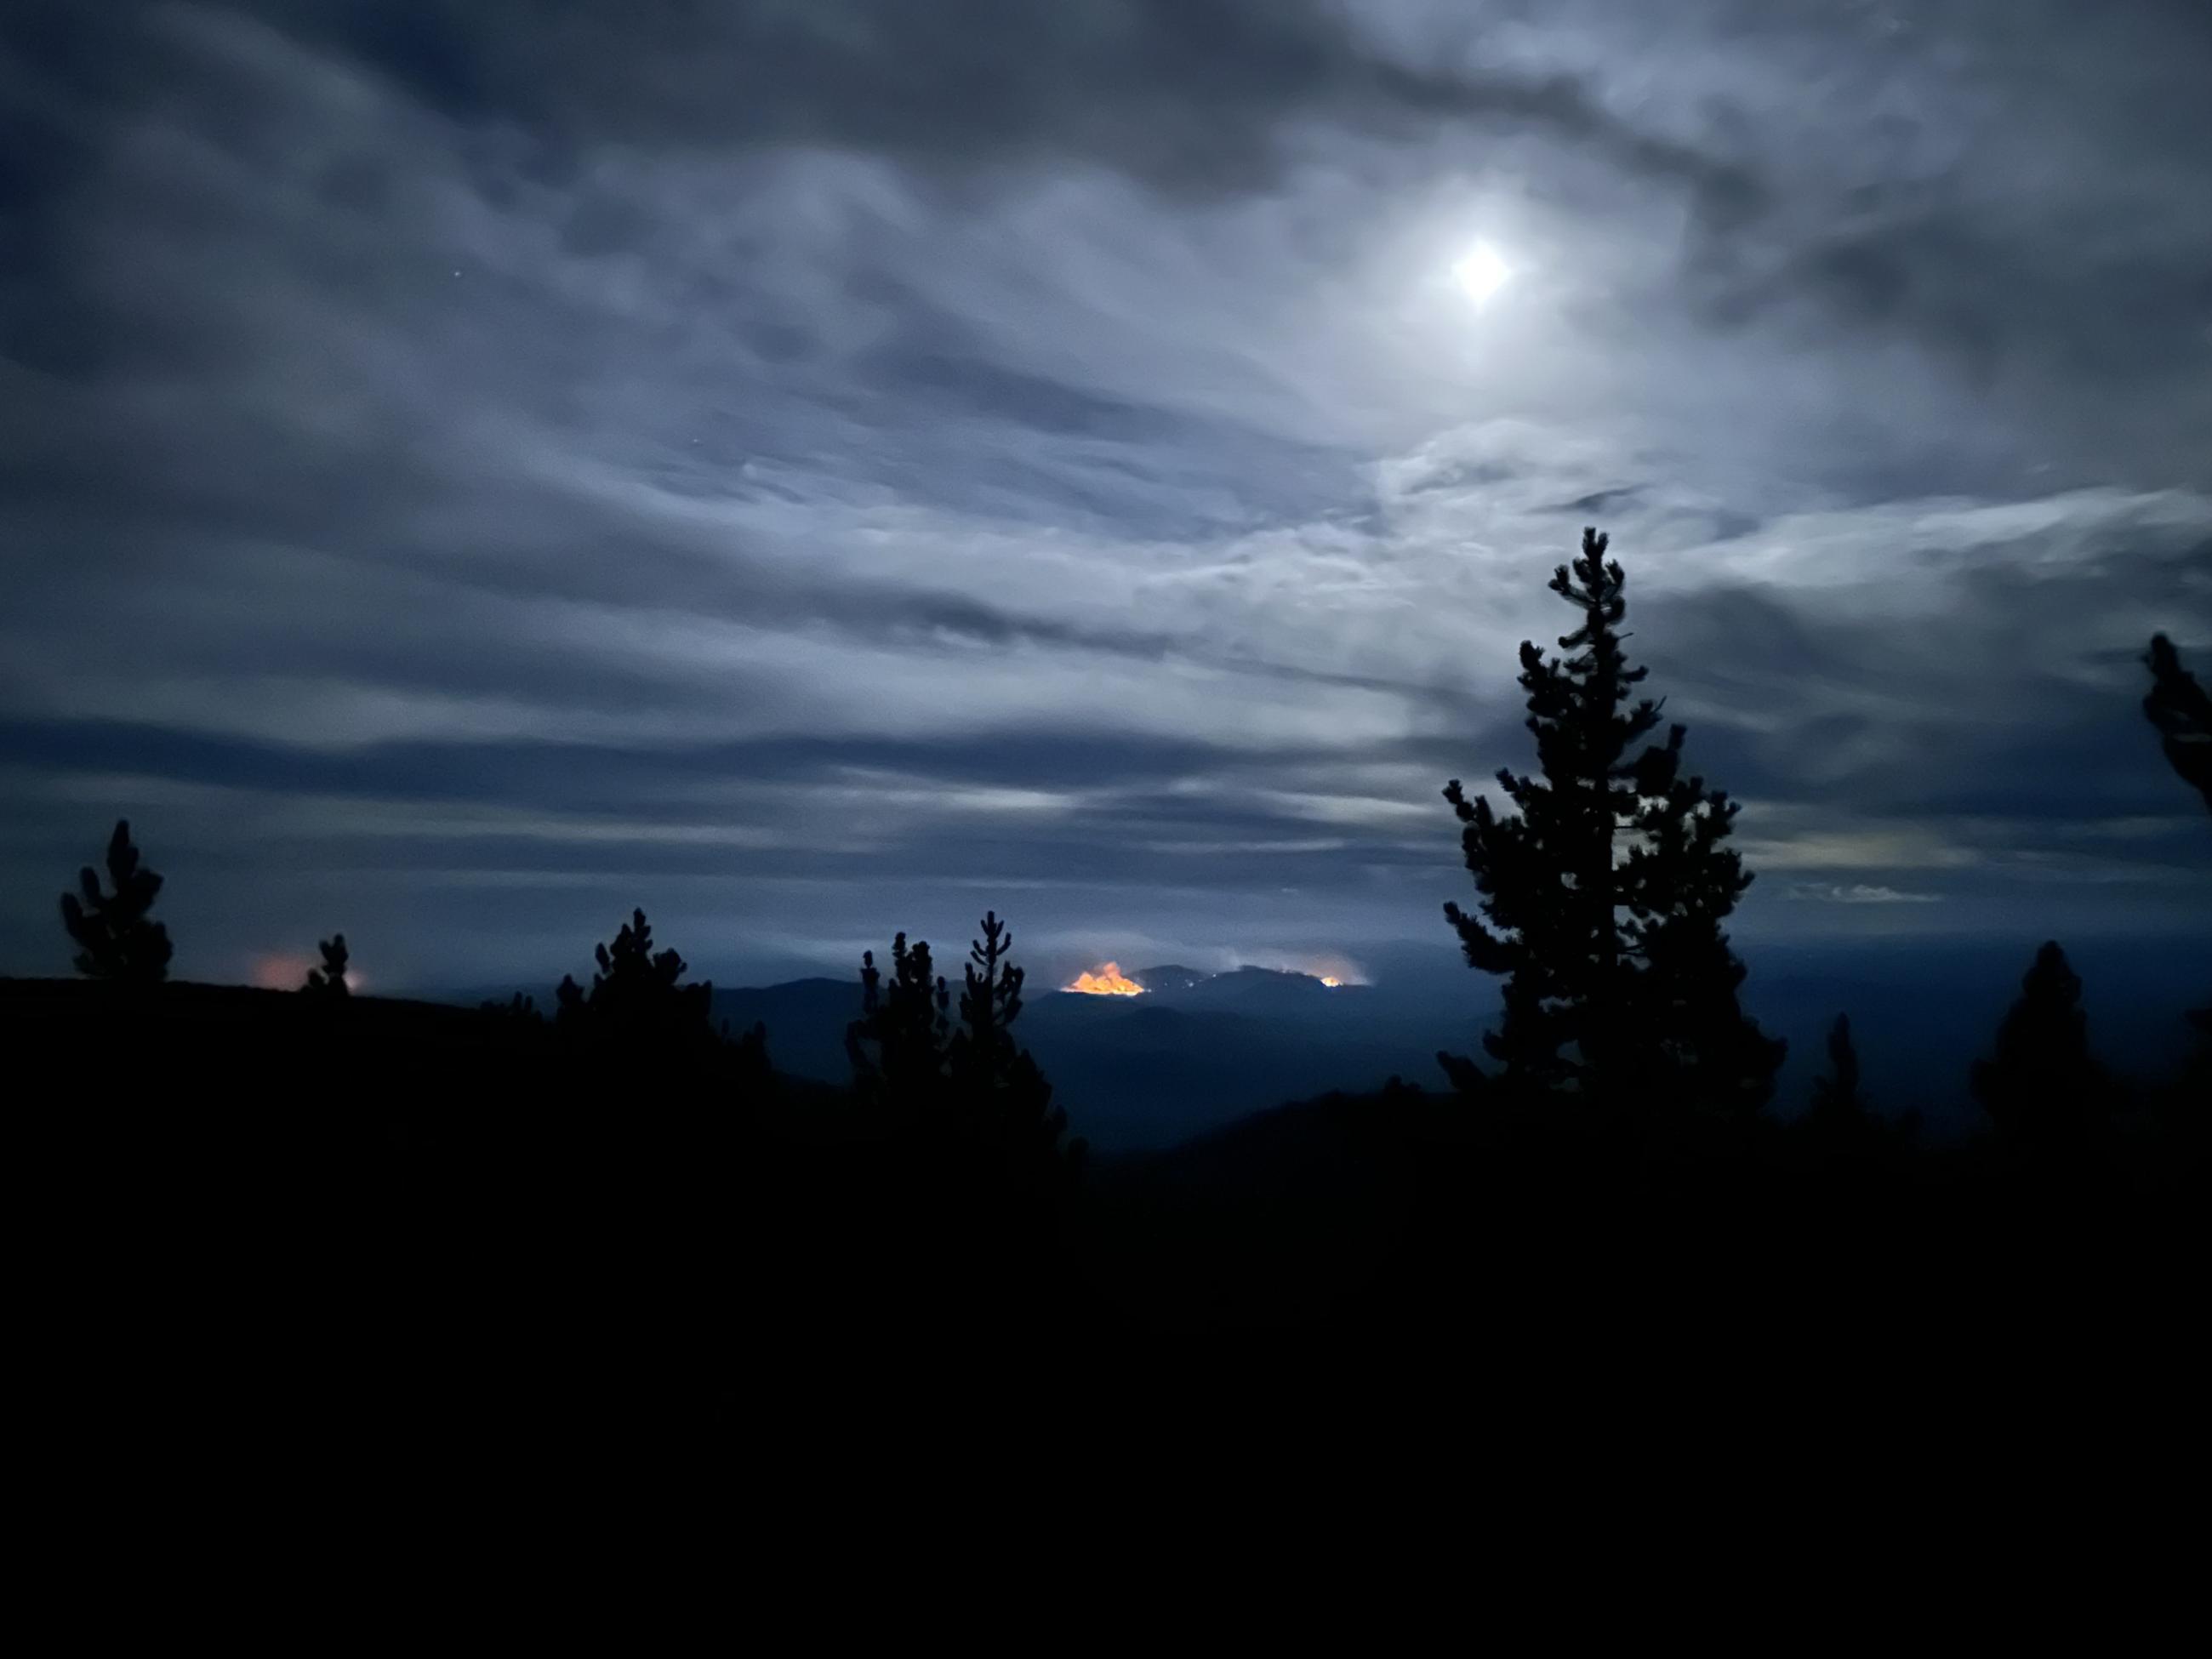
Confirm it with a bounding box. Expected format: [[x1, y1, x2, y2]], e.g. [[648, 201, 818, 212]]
[[10, 979, 1088, 1459], [13, 978, 2204, 1468], [707, 971, 1451, 1148]]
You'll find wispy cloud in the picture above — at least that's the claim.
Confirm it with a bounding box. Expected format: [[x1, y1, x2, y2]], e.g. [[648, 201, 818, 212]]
[[3, 2, 2209, 982], [1786, 883, 1943, 907]]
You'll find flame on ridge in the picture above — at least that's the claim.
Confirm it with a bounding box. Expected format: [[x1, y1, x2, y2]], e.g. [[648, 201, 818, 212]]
[[1064, 961, 1145, 996]]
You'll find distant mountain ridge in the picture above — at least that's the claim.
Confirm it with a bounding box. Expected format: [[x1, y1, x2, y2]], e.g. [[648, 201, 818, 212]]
[[1125, 964, 1210, 994], [706, 964, 1445, 1151], [435, 932, 2212, 1154]]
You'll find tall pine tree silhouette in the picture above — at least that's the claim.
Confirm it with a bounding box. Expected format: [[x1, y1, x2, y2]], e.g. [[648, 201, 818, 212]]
[[1441, 527, 1781, 1113], [60, 819, 173, 983], [949, 912, 1085, 1176], [1970, 942, 2109, 1144], [951, 913, 1023, 1093]]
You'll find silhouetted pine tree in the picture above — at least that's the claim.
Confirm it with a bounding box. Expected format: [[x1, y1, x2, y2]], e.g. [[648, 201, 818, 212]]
[[2143, 634, 2212, 817], [847, 917, 1085, 1186], [1617, 725, 1785, 1113], [1808, 1014, 1864, 1123], [60, 819, 173, 983], [1970, 942, 2111, 1144], [302, 933, 350, 997], [1440, 527, 1781, 1113], [846, 932, 950, 1109], [950, 914, 1021, 1090], [1800, 1009, 1918, 1164], [556, 909, 715, 1050], [949, 912, 1086, 1176]]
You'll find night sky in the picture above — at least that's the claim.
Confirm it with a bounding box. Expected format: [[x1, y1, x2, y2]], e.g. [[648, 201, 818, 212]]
[[3, 1, 2209, 994]]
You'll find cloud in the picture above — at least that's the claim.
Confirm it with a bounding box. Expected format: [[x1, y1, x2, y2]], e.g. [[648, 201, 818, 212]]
[[1786, 883, 1942, 907], [3, 2, 2209, 983], [205, 0, 1764, 213]]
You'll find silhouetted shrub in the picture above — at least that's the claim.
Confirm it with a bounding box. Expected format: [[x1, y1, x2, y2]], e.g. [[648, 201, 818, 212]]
[[302, 933, 351, 997], [60, 819, 173, 983]]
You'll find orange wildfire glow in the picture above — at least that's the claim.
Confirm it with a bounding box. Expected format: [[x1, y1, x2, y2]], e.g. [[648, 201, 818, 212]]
[[251, 955, 363, 992], [1064, 962, 1145, 996], [252, 954, 312, 989], [1320, 976, 1343, 988]]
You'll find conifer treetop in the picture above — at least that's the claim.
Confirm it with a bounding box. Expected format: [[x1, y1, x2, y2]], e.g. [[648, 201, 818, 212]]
[[1440, 527, 1782, 1112], [60, 818, 174, 983]]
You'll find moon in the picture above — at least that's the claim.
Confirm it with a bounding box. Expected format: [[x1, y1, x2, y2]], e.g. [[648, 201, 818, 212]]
[[1451, 242, 1514, 307]]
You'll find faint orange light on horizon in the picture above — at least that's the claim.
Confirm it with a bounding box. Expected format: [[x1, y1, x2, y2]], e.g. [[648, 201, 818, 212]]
[[251, 954, 365, 993], [1064, 961, 1145, 996], [252, 954, 311, 990], [1320, 976, 1343, 988]]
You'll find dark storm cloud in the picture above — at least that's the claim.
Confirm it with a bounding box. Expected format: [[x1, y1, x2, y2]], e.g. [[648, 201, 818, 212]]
[[2, 0, 2209, 985], [229, 0, 1763, 215]]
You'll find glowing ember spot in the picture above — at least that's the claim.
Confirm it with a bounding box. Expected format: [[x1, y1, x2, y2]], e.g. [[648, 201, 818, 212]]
[[1320, 976, 1343, 989], [1065, 962, 1145, 996]]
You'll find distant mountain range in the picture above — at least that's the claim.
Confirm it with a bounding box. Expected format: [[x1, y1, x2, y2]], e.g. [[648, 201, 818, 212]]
[[709, 965, 1457, 1150], [442, 934, 2212, 1154]]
